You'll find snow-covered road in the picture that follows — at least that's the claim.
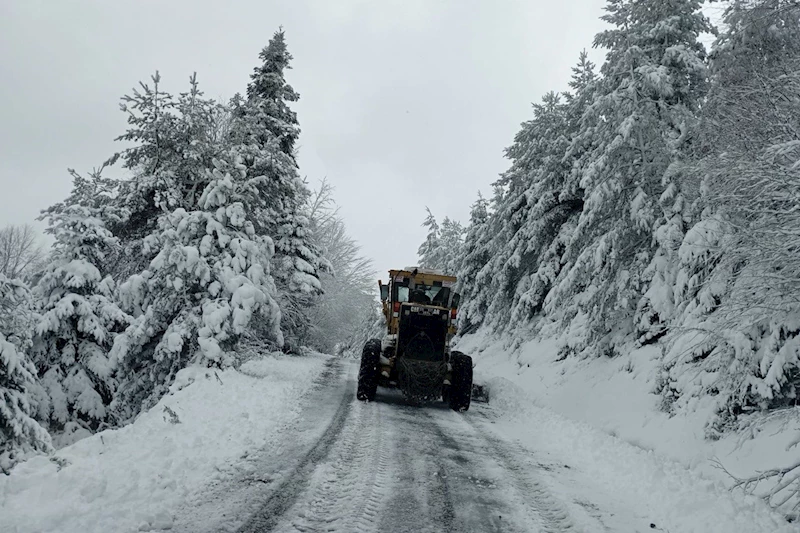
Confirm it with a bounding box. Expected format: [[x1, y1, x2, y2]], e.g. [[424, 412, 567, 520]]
[[3, 353, 793, 532], [170, 357, 793, 533], [175, 358, 588, 533]]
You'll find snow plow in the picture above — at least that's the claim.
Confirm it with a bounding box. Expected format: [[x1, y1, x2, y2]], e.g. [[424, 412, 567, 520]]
[[357, 267, 473, 411]]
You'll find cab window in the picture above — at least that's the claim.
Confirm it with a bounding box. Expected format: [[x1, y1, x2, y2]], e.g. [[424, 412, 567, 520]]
[[396, 286, 409, 303]]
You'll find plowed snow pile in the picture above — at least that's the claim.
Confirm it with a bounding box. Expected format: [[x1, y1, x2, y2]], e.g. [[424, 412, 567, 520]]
[[0, 352, 326, 533]]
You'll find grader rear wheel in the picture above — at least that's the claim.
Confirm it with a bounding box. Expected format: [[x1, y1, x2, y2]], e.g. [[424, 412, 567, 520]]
[[356, 339, 381, 401]]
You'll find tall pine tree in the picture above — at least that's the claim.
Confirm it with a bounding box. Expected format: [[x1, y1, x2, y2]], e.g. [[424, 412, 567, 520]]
[[230, 30, 326, 350], [548, 0, 711, 356], [417, 208, 442, 270], [457, 193, 491, 334]]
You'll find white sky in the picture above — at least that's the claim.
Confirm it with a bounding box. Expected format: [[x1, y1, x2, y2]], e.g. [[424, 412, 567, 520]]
[[1, 0, 611, 279]]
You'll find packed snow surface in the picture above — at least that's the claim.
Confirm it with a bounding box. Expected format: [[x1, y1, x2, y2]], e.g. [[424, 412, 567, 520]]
[[0, 352, 326, 533]]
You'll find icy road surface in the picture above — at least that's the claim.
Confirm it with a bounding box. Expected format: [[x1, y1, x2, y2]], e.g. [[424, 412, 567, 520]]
[[171, 357, 794, 533]]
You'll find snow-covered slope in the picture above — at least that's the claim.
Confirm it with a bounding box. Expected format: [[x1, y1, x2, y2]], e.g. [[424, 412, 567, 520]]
[[0, 353, 326, 533], [483, 377, 796, 533], [458, 331, 800, 524]]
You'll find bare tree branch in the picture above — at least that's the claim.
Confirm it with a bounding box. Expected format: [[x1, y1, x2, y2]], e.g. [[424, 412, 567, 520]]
[[0, 224, 47, 279]]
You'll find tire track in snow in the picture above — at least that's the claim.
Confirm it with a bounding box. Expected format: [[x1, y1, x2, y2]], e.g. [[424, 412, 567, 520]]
[[347, 402, 391, 533], [422, 404, 587, 533], [170, 357, 351, 533], [225, 365, 586, 533], [459, 406, 581, 533], [236, 364, 356, 533], [375, 396, 456, 533], [424, 409, 528, 533], [271, 400, 392, 533]]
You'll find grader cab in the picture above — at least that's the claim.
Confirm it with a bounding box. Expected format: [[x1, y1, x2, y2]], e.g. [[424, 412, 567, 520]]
[[356, 267, 473, 411]]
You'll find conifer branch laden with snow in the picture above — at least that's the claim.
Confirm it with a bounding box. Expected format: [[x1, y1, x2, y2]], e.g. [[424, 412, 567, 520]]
[[32, 204, 131, 432], [0, 275, 52, 472], [112, 157, 283, 418]]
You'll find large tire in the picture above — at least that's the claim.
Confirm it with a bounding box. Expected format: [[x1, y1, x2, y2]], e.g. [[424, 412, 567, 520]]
[[357, 339, 381, 401], [448, 351, 473, 412]]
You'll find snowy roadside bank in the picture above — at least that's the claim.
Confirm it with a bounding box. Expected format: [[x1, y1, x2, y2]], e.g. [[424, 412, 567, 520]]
[[0, 352, 328, 533], [481, 378, 796, 533], [458, 332, 800, 529]]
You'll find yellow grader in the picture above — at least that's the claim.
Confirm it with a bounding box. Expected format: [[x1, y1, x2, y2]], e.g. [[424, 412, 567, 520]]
[[356, 267, 473, 411]]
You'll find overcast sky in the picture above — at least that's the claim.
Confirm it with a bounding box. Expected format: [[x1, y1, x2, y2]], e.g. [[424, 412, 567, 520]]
[[1, 0, 611, 279]]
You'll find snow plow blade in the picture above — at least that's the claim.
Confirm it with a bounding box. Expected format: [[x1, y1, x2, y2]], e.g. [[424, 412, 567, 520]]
[[471, 383, 489, 403]]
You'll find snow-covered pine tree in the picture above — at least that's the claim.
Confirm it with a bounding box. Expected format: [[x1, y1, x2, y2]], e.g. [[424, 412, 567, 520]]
[[416, 209, 464, 274], [462, 184, 508, 336], [112, 156, 283, 419], [634, 155, 700, 348], [107, 72, 227, 281], [502, 91, 581, 334], [503, 52, 598, 339], [475, 137, 535, 334], [469, 90, 574, 335], [0, 274, 37, 352], [273, 208, 327, 350], [457, 193, 491, 334], [559, 50, 600, 205], [547, 0, 711, 357], [32, 203, 130, 432], [417, 208, 443, 270], [438, 217, 465, 276], [632, 3, 714, 347], [660, 0, 800, 424], [0, 275, 52, 473], [230, 30, 326, 350]]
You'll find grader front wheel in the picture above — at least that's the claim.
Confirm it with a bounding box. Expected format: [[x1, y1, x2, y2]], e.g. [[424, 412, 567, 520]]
[[448, 351, 473, 412]]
